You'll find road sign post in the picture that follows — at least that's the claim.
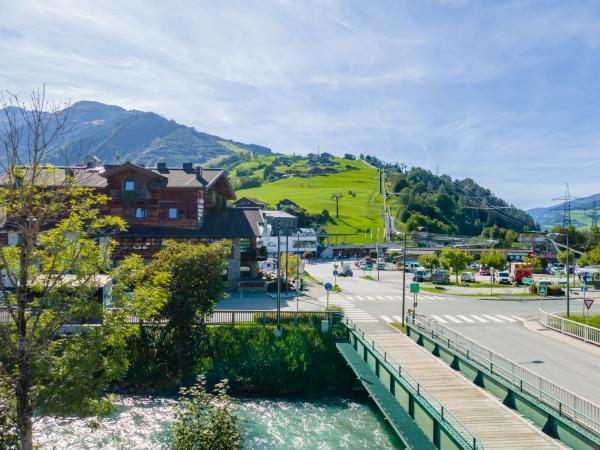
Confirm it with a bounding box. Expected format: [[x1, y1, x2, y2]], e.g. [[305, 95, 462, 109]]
[[539, 286, 547, 309], [410, 283, 420, 318], [324, 282, 333, 310], [333, 270, 338, 288], [584, 298, 594, 326]]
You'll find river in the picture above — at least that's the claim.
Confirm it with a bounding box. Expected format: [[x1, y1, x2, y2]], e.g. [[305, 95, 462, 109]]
[[34, 395, 402, 449]]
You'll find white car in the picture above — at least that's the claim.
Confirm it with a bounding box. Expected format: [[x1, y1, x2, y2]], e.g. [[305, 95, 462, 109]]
[[497, 272, 511, 284], [460, 272, 476, 282]]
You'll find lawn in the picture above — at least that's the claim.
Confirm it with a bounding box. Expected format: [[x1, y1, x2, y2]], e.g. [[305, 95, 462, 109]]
[[563, 315, 600, 329], [237, 158, 384, 244]]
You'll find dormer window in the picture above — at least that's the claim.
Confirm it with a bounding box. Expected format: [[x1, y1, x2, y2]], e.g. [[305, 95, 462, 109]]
[[124, 180, 135, 191]]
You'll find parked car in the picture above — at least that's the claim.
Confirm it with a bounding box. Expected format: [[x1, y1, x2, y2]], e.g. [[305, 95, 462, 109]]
[[413, 269, 432, 282], [431, 270, 450, 284], [460, 272, 476, 282], [377, 262, 386, 270], [535, 279, 553, 287], [339, 268, 353, 277], [497, 272, 511, 284], [469, 262, 480, 270], [479, 267, 491, 276]]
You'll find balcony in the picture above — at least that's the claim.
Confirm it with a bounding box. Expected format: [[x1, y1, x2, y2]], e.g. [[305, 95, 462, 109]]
[[110, 190, 148, 201]]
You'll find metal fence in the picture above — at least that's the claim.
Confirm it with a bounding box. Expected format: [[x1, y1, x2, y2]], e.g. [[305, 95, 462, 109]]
[[410, 314, 600, 436], [124, 310, 342, 327], [345, 317, 483, 450], [539, 309, 600, 346]]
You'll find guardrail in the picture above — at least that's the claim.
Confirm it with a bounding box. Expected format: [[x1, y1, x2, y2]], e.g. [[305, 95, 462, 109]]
[[539, 309, 600, 346], [410, 314, 600, 436], [344, 317, 483, 450]]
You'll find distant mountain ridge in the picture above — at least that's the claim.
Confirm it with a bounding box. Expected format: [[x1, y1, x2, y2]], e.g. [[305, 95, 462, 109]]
[[0, 100, 271, 166], [527, 192, 600, 229]]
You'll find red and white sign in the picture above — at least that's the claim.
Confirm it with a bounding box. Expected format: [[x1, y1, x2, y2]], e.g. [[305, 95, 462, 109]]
[[584, 299, 594, 310]]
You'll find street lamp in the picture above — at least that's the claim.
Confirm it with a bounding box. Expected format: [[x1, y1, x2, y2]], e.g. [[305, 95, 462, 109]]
[[547, 232, 570, 316], [400, 231, 408, 326]]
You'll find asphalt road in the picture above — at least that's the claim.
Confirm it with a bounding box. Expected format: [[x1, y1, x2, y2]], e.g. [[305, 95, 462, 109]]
[[304, 261, 600, 403]]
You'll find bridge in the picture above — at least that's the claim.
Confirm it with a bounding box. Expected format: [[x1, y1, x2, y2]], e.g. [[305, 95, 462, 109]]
[[338, 316, 600, 450]]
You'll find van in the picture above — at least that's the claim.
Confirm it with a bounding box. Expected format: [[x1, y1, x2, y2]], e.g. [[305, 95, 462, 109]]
[[413, 270, 431, 282], [402, 262, 421, 273]]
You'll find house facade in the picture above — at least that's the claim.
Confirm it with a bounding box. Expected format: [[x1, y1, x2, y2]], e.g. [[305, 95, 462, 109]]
[[258, 210, 318, 257], [1, 162, 263, 290]]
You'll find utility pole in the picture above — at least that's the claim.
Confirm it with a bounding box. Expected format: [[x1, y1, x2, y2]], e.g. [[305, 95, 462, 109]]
[[285, 224, 290, 294], [331, 193, 344, 219], [401, 232, 407, 327], [275, 219, 282, 336], [296, 229, 301, 312]]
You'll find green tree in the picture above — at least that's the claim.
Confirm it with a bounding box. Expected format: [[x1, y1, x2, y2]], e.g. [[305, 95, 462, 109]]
[[479, 249, 507, 293], [418, 254, 440, 270], [439, 249, 472, 284], [0, 370, 19, 450], [0, 89, 149, 449], [557, 249, 575, 265], [150, 240, 231, 383], [171, 376, 241, 450], [578, 245, 600, 267]]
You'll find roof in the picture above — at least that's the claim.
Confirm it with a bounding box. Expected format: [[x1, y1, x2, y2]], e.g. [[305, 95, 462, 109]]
[[263, 210, 297, 219], [0, 166, 108, 188], [234, 197, 267, 206], [117, 208, 262, 239], [277, 198, 300, 206], [103, 163, 224, 188]]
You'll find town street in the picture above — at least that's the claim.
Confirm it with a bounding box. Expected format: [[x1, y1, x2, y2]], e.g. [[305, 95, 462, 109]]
[[301, 261, 600, 404]]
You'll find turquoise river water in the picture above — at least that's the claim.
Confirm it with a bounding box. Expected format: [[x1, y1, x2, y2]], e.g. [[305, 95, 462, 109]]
[[34, 395, 402, 449]]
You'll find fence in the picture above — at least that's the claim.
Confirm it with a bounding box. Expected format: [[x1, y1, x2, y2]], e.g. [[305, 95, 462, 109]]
[[345, 317, 483, 450], [539, 309, 600, 346], [124, 309, 342, 327], [410, 314, 600, 436]]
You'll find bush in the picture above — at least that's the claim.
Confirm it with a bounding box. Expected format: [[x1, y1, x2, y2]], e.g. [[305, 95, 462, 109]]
[[529, 285, 565, 296], [0, 372, 19, 450], [171, 376, 241, 450]]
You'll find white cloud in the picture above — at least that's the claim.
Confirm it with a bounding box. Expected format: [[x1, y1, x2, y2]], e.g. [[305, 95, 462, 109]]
[[1, 0, 600, 209]]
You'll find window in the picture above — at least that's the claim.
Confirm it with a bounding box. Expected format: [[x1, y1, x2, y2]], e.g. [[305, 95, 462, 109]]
[[168, 208, 178, 219], [135, 208, 147, 219], [124, 180, 135, 191]]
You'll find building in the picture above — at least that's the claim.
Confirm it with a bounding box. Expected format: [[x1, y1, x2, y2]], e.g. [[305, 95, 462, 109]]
[[1, 162, 263, 290], [258, 210, 318, 256], [276, 198, 301, 210], [233, 197, 267, 209]]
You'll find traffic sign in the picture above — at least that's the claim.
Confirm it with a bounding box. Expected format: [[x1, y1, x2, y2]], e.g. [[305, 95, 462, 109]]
[[581, 286, 589, 293], [539, 286, 547, 295], [555, 272, 561, 279], [333, 270, 338, 277], [522, 278, 534, 285], [584, 299, 594, 310], [324, 282, 333, 291], [410, 282, 420, 294]]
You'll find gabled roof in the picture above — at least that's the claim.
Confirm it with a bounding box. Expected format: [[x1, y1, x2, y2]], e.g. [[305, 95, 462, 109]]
[[102, 162, 167, 181]]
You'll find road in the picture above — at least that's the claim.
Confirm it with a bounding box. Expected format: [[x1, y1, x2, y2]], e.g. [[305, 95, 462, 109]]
[[303, 261, 600, 404]]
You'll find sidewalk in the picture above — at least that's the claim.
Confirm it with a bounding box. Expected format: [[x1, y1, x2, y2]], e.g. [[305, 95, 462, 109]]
[[217, 290, 322, 311]]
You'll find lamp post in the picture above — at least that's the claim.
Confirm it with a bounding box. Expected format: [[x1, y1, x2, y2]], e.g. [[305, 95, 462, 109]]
[[547, 232, 570, 316], [401, 231, 407, 326], [275, 219, 282, 337]]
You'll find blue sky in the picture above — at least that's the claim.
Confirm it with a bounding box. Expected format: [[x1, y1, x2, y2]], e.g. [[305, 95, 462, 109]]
[[1, 0, 599, 209]]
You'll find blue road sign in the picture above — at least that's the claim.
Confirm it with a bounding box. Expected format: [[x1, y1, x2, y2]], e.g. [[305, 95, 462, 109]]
[[324, 282, 333, 291], [581, 286, 589, 292], [539, 286, 547, 295], [333, 270, 338, 276]]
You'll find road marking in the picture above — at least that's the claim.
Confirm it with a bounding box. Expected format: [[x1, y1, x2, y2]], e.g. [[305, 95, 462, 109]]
[[444, 315, 462, 323], [431, 315, 447, 323], [381, 315, 393, 323], [483, 315, 503, 323], [386, 296, 396, 300], [470, 315, 488, 323], [512, 316, 526, 322], [495, 315, 516, 322], [346, 296, 354, 301], [393, 315, 403, 322], [354, 296, 364, 300], [376, 296, 386, 300], [456, 314, 475, 323]]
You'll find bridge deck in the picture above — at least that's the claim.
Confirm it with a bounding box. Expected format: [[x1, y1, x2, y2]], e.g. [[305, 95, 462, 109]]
[[374, 332, 565, 450], [336, 343, 436, 450]]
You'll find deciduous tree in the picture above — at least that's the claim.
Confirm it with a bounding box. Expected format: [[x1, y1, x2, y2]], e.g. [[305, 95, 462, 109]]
[[440, 249, 472, 284]]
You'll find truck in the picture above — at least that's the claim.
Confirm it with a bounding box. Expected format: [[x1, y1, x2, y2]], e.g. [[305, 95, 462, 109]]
[[511, 263, 533, 284]]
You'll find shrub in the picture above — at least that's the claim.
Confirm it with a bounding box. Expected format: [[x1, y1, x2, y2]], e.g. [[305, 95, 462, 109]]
[[171, 376, 241, 450], [529, 285, 565, 296], [0, 372, 19, 450]]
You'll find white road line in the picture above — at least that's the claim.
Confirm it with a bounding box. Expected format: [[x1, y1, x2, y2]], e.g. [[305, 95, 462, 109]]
[[376, 296, 386, 300], [381, 315, 393, 323], [354, 296, 364, 300], [483, 315, 503, 323], [393, 315, 403, 322], [495, 315, 516, 322], [431, 315, 448, 323], [456, 315, 475, 323], [394, 296, 403, 300], [386, 296, 396, 300], [470, 315, 488, 323], [433, 296, 445, 300], [512, 316, 526, 322], [444, 315, 462, 323], [345, 296, 354, 301]]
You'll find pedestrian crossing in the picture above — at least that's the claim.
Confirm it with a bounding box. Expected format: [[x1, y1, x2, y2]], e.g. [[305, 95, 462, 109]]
[[345, 294, 446, 302], [319, 297, 378, 323], [421, 314, 525, 325]]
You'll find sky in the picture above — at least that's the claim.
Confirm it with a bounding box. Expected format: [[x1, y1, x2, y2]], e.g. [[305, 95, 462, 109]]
[[1, 0, 600, 210]]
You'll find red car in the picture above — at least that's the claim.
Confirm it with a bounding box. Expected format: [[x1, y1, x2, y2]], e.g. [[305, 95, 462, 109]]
[[479, 267, 491, 276]]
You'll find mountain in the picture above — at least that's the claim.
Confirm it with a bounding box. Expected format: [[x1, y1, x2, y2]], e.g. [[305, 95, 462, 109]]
[[0, 100, 271, 166], [528, 193, 600, 230]]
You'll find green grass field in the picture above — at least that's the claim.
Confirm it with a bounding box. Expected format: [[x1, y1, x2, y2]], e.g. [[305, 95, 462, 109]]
[[236, 158, 384, 244]]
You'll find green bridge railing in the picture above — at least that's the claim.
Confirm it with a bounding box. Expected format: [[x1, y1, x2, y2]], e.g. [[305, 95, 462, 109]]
[[344, 318, 484, 450]]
